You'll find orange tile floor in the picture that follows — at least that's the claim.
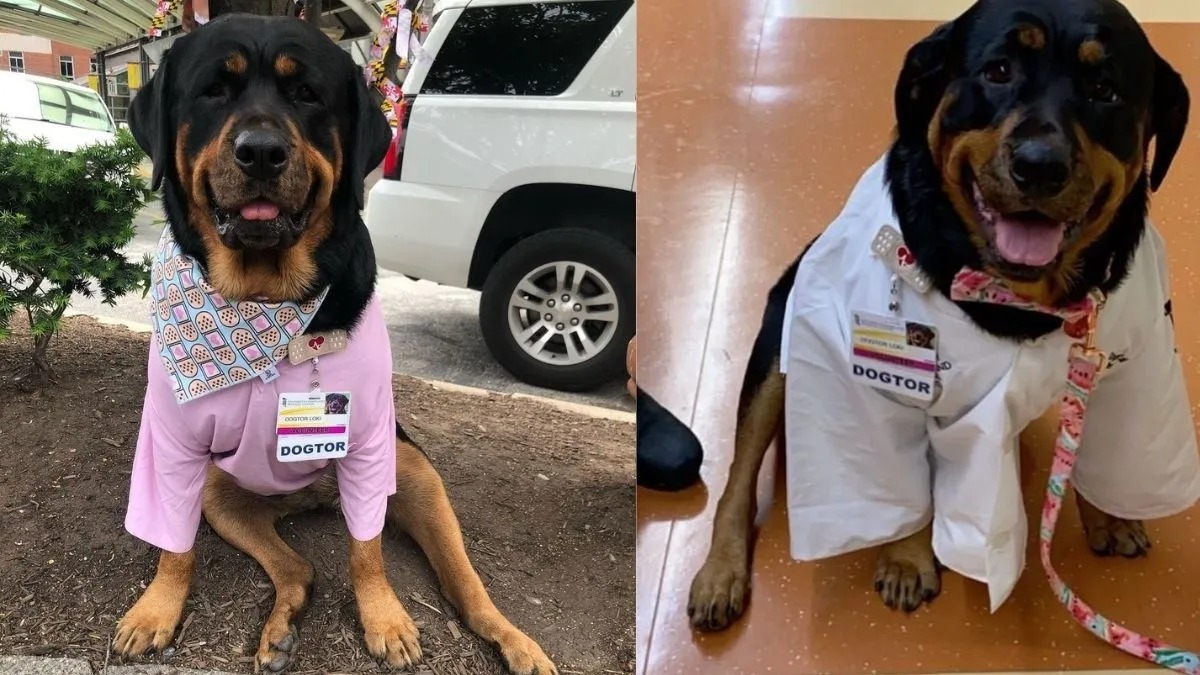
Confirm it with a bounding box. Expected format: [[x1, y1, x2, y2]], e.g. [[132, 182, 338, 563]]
[[635, 2, 1200, 673]]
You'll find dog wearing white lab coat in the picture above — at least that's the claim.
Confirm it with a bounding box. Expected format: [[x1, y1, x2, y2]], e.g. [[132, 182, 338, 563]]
[[688, 0, 1197, 630]]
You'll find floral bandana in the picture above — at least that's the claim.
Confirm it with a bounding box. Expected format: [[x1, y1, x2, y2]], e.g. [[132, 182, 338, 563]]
[[149, 228, 328, 404], [951, 268, 1200, 673]]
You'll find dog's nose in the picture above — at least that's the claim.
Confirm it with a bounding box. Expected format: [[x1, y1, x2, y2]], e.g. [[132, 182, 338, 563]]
[[1009, 140, 1071, 197], [233, 130, 290, 180]]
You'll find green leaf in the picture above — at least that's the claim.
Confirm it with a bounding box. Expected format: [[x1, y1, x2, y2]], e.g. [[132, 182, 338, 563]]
[[0, 120, 151, 370]]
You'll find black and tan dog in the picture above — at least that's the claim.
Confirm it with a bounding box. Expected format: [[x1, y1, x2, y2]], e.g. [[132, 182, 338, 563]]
[[113, 15, 555, 674], [689, 0, 1192, 630]]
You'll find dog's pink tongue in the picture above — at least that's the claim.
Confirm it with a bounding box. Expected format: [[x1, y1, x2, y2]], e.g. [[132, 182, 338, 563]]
[[993, 216, 1065, 267], [239, 200, 280, 221]]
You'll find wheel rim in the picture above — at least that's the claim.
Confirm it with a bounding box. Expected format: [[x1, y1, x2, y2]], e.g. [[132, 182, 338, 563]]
[[507, 260, 620, 367]]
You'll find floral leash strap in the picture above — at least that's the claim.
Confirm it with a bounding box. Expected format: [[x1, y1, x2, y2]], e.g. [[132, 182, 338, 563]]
[[149, 0, 182, 37], [951, 268, 1200, 673], [364, 0, 428, 127]]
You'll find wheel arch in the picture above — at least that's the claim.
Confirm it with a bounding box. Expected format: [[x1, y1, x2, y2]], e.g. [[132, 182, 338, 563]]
[[466, 183, 635, 290]]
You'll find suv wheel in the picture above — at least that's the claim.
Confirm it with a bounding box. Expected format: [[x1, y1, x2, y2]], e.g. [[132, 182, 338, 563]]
[[479, 227, 634, 392]]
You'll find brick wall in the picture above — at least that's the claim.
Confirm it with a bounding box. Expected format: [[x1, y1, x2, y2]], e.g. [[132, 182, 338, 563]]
[[0, 38, 96, 82]]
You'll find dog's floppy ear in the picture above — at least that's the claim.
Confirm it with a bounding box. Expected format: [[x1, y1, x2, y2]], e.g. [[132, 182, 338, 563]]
[[128, 50, 175, 191], [894, 20, 959, 141], [345, 67, 394, 210], [1148, 52, 1189, 192]]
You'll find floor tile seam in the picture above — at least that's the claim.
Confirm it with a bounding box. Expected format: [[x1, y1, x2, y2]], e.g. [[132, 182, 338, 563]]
[[641, 7, 773, 674]]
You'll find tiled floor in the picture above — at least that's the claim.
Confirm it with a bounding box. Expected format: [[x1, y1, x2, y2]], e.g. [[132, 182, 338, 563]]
[[636, 2, 1200, 673]]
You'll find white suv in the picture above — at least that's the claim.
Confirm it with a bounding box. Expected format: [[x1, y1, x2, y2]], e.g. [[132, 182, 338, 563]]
[[0, 71, 117, 152], [364, 0, 635, 393]]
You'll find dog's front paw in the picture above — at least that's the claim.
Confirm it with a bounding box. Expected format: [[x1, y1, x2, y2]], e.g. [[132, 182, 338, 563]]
[[496, 629, 557, 675], [1084, 516, 1151, 557], [874, 530, 940, 612], [1077, 494, 1151, 556], [362, 599, 423, 668], [687, 553, 749, 631], [255, 620, 299, 673], [113, 591, 184, 657]]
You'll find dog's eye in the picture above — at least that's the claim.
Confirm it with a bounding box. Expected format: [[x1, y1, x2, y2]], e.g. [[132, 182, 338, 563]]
[[1086, 79, 1119, 104], [982, 59, 1013, 85], [293, 84, 320, 104], [203, 82, 229, 100]]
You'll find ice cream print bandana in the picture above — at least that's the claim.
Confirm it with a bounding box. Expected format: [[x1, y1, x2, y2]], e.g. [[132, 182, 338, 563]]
[[150, 228, 328, 403], [952, 269, 1200, 674]]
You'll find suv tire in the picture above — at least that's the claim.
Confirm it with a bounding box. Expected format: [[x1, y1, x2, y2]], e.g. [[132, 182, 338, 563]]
[[479, 227, 634, 392]]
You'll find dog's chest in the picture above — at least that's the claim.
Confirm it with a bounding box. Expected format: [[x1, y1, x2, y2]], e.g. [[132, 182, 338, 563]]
[[924, 313, 1071, 427], [143, 296, 396, 497], [180, 353, 388, 489], [786, 230, 1158, 433]]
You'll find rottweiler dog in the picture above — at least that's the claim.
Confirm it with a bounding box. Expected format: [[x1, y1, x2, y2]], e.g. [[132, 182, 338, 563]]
[[688, 0, 1189, 630], [325, 392, 350, 415], [113, 15, 556, 674]]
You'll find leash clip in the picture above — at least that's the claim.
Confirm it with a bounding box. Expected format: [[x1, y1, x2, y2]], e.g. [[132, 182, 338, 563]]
[[1070, 293, 1108, 372]]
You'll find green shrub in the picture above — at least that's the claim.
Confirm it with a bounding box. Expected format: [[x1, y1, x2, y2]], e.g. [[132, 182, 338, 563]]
[[0, 121, 153, 385]]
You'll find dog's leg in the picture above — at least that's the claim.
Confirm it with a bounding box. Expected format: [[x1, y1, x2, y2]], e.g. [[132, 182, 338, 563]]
[[114, 549, 195, 656], [687, 364, 783, 631], [385, 438, 557, 675], [348, 534, 423, 668], [202, 466, 315, 673], [1076, 491, 1151, 557], [686, 256, 802, 632], [873, 522, 940, 611]]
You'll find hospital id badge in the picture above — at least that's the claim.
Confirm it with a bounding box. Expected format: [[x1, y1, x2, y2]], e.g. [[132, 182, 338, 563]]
[[849, 310, 938, 402], [276, 392, 352, 462]]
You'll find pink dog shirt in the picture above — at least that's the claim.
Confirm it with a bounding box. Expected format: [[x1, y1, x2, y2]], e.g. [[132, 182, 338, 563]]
[[125, 294, 397, 553]]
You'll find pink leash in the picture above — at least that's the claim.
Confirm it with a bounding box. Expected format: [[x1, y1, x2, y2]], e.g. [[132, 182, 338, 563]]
[[951, 269, 1200, 673]]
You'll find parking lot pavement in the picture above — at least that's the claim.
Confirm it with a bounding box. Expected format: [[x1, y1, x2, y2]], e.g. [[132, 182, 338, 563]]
[[0, 659, 240, 675], [0, 657, 92, 675], [63, 202, 633, 412]]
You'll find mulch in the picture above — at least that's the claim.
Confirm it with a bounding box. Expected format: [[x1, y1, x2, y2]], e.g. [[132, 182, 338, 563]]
[[0, 315, 635, 674]]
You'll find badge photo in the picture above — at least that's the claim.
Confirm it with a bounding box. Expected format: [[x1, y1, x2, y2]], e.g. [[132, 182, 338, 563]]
[[276, 391, 353, 462]]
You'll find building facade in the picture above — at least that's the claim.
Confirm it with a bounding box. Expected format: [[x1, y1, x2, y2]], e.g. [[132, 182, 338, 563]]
[[0, 33, 95, 83]]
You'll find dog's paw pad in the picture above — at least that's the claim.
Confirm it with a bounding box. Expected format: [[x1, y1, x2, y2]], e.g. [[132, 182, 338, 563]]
[[113, 601, 182, 657], [687, 557, 750, 632], [363, 611, 423, 668], [874, 544, 940, 612], [498, 631, 557, 675], [112, 619, 176, 657], [256, 623, 298, 673], [1084, 516, 1151, 557]]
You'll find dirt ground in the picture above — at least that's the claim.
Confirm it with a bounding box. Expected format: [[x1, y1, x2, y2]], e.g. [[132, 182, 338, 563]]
[[0, 316, 635, 674]]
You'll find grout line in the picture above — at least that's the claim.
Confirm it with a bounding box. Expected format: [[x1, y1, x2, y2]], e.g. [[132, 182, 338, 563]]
[[640, 5, 773, 675]]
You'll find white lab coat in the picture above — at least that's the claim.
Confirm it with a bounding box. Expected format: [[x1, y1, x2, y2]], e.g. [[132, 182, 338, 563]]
[[780, 156, 1200, 611]]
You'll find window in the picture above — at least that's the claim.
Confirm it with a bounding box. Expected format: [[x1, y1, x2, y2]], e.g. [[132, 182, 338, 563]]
[[420, 0, 631, 96], [33, 83, 114, 132], [60, 56, 74, 79], [8, 51, 24, 73], [90, 57, 99, 74]]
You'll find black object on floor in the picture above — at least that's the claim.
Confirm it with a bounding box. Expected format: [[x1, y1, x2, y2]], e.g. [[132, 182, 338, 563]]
[[637, 389, 703, 491]]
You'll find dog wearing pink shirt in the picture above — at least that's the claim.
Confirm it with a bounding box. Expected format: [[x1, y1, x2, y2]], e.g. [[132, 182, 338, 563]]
[[112, 15, 556, 675]]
